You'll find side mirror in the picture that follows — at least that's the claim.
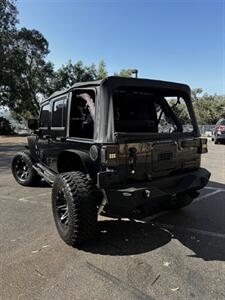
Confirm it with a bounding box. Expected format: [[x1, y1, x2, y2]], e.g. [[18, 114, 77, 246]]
[[28, 118, 38, 130]]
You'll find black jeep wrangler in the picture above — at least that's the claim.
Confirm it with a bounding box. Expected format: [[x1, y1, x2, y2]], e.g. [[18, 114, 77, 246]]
[[12, 76, 210, 246]]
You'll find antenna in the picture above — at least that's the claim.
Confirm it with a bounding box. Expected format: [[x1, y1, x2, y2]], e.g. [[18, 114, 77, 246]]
[[131, 69, 138, 78]]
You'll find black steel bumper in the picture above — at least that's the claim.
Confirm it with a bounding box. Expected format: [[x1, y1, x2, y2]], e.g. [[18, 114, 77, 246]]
[[99, 168, 210, 214]]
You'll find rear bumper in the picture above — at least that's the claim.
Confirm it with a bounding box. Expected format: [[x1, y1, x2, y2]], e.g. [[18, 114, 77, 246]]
[[101, 168, 210, 215]]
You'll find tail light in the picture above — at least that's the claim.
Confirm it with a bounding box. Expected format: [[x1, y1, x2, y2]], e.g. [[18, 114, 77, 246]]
[[198, 138, 208, 154], [101, 145, 119, 166]]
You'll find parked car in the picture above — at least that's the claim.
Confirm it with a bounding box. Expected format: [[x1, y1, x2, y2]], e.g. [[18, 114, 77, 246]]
[[11, 76, 211, 246], [212, 118, 225, 144]]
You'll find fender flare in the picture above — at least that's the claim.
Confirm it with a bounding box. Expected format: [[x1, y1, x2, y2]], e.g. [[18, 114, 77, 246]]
[[57, 149, 98, 180], [27, 135, 40, 162]]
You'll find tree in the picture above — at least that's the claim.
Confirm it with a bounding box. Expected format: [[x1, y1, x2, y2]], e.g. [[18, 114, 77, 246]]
[[0, 1, 55, 121], [97, 59, 107, 79], [0, 0, 17, 29], [51, 60, 97, 92], [114, 68, 134, 77], [193, 93, 225, 124], [51, 59, 108, 92], [1, 27, 54, 120], [170, 99, 190, 124], [168, 90, 225, 125], [191, 88, 203, 101], [0, 0, 18, 106], [190, 88, 225, 124]]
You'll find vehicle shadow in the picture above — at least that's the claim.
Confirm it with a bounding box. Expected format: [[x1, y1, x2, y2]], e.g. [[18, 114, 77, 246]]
[[79, 219, 172, 256], [80, 180, 225, 261], [159, 180, 225, 261]]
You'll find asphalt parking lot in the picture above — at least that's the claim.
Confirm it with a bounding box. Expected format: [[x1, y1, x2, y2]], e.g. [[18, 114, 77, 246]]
[[0, 137, 225, 300]]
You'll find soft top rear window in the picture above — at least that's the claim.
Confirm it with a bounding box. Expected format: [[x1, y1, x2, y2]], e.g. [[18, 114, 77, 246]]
[[113, 87, 194, 134]]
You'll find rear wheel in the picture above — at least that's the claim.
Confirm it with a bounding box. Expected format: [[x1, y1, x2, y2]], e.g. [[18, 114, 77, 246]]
[[11, 151, 40, 186], [52, 171, 98, 246]]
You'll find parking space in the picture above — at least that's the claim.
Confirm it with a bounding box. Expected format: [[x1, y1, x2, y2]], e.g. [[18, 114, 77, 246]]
[[0, 138, 225, 299]]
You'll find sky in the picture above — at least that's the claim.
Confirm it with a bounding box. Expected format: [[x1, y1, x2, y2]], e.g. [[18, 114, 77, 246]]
[[17, 0, 225, 94]]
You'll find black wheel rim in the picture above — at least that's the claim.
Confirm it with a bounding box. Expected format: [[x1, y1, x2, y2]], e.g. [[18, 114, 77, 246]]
[[56, 189, 69, 231], [14, 157, 30, 181]]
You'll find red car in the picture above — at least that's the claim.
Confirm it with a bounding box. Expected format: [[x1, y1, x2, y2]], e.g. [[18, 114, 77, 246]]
[[212, 119, 225, 144]]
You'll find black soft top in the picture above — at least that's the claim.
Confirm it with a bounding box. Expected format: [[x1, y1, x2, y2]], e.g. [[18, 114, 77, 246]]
[[42, 76, 192, 143], [44, 79, 103, 102], [43, 76, 190, 103]]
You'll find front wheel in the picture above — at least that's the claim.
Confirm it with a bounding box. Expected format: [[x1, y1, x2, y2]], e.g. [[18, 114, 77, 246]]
[[52, 171, 98, 246], [11, 151, 40, 186]]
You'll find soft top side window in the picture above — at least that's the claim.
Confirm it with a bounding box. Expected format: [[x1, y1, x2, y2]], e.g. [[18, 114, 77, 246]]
[[39, 103, 51, 128], [52, 97, 67, 128], [69, 89, 95, 139]]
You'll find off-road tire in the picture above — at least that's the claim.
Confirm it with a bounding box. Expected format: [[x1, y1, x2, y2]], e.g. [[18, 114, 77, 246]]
[[52, 171, 98, 246], [11, 151, 40, 186]]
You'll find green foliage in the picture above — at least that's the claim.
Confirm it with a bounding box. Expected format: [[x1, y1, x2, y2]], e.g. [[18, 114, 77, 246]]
[[193, 93, 225, 124], [114, 68, 134, 77], [6, 28, 54, 120], [0, 1, 54, 121], [51, 60, 98, 92], [167, 93, 225, 125], [191, 88, 203, 101], [170, 100, 190, 124], [0, 0, 17, 29], [0, 0, 18, 106], [50, 59, 109, 93], [97, 59, 108, 79]]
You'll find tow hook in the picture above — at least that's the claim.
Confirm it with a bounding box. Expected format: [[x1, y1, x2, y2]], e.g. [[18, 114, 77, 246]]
[[145, 189, 151, 198], [171, 194, 177, 205]]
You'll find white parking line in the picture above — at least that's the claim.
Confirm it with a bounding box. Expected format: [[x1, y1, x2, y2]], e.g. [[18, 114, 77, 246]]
[[142, 211, 170, 222], [18, 198, 39, 204], [205, 186, 225, 192], [194, 189, 224, 203], [19, 192, 49, 201], [158, 223, 225, 240]]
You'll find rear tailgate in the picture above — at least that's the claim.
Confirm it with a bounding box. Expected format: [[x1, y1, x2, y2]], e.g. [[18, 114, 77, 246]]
[[118, 137, 201, 181]]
